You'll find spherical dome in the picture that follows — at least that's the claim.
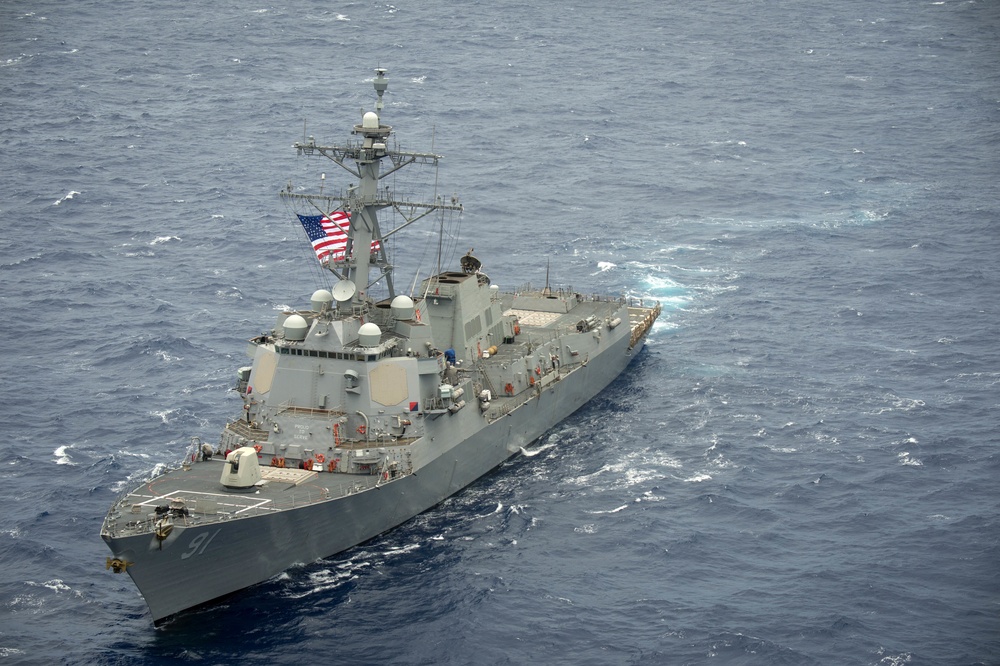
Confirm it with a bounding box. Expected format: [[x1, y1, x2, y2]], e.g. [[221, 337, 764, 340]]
[[362, 112, 380, 129], [390, 294, 415, 320], [358, 322, 382, 347], [283, 314, 308, 341], [310, 289, 333, 311]]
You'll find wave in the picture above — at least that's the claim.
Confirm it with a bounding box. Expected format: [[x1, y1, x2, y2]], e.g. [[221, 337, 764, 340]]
[[0, 254, 43, 271], [52, 190, 80, 206], [519, 441, 557, 457], [586, 504, 628, 515], [149, 235, 181, 245], [53, 445, 76, 466], [594, 260, 616, 273]]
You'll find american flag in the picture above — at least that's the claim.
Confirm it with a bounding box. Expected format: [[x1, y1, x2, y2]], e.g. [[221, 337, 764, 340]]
[[296, 212, 380, 264]]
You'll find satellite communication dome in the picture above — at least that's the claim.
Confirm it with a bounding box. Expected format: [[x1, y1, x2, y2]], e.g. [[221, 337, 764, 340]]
[[390, 295, 415, 320], [311, 289, 333, 311], [358, 322, 382, 347], [362, 112, 380, 129], [283, 314, 309, 341]]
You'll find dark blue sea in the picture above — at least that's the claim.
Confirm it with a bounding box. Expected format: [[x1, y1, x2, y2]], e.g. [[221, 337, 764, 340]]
[[2, 1, 998, 664]]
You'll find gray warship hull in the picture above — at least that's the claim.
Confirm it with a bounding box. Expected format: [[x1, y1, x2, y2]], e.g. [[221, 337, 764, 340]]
[[101, 70, 662, 624], [103, 309, 657, 623]]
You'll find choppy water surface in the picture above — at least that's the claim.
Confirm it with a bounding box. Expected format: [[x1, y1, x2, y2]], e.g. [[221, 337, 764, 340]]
[[1, 1, 998, 664]]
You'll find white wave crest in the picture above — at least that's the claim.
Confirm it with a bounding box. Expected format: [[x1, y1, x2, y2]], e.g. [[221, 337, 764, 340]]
[[383, 542, 421, 557], [53, 190, 80, 205], [283, 567, 356, 600], [520, 441, 557, 457], [151, 409, 176, 424], [53, 445, 75, 465], [149, 236, 180, 245]]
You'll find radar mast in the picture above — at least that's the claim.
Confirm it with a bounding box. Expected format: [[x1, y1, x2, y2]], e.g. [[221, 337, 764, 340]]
[[282, 68, 463, 313]]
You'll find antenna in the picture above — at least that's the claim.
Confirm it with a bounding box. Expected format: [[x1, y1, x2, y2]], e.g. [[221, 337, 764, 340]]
[[373, 68, 388, 116], [436, 207, 445, 277], [432, 125, 439, 201], [543, 257, 551, 296]]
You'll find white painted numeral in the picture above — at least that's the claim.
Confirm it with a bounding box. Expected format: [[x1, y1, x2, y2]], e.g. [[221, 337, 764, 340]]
[[181, 529, 220, 560]]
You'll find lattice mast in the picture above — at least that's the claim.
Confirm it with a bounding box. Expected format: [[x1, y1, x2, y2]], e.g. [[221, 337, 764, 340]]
[[281, 68, 463, 309]]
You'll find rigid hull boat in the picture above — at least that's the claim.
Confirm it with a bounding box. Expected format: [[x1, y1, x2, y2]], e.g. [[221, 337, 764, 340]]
[[101, 70, 660, 624]]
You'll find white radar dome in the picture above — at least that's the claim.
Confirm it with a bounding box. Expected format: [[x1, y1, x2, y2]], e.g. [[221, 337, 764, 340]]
[[283, 314, 309, 341], [358, 322, 382, 347], [390, 295, 415, 320], [310, 289, 333, 311], [362, 112, 380, 129]]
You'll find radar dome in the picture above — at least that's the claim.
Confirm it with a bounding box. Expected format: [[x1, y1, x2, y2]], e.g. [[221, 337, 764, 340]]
[[358, 322, 382, 347], [362, 112, 380, 129], [311, 289, 333, 312], [390, 295, 415, 320], [283, 314, 309, 341]]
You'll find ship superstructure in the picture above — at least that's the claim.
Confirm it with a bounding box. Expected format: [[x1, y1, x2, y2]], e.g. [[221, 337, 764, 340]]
[[101, 70, 660, 624]]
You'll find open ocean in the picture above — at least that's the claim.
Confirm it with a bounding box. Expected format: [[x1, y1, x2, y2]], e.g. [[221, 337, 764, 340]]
[[2, 0, 998, 664]]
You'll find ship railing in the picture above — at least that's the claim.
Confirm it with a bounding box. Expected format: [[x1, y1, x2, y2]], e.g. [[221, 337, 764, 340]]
[[627, 303, 662, 348], [103, 469, 418, 534], [101, 461, 187, 536], [225, 419, 270, 441], [101, 494, 203, 538], [210, 473, 412, 519], [510, 327, 561, 348], [508, 282, 575, 298], [276, 405, 347, 418], [626, 296, 656, 308], [483, 381, 541, 422], [336, 435, 418, 450], [471, 362, 499, 399], [506, 284, 638, 306]]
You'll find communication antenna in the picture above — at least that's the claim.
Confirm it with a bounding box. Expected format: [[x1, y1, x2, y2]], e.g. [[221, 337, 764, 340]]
[[373, 68, 388, 115], [436, 206, 445, 278]]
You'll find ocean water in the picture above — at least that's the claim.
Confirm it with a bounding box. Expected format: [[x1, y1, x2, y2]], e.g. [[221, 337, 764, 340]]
[[1, 0, 998, 664]]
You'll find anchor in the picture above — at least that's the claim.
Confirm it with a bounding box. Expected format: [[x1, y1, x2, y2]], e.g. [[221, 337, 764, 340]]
[[105, 557, 133, 574]]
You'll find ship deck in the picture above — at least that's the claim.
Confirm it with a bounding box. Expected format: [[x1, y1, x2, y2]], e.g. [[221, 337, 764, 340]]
[[102, 458, 382, 539], [104, 296, 661, 541], [500, 292, 657, 341], [504, 296, 622, 333]]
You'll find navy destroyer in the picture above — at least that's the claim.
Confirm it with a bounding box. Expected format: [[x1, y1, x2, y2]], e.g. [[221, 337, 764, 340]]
[[101, 70, 661, 624]]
